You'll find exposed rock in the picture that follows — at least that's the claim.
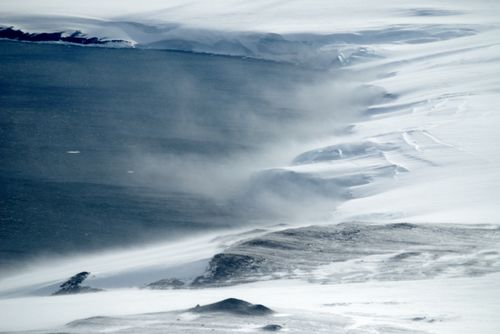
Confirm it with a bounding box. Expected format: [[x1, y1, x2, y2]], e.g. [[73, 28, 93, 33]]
[[261, 324, 283, 331], [0, 27, 128, 46], [191, 253, 265, 286], [52, 271, 103, 295], [146, 278, 186, 290], [189, 298, 273, 316]]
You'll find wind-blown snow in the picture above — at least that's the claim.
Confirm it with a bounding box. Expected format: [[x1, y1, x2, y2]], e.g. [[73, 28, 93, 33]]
[[1, 0, 500, 333]]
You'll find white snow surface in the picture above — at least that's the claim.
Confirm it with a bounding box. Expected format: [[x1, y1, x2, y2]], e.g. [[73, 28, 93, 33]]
[[2, 0, 499, 33], [1, 275, 499, 333], [1, 1, 500, 333], [332, 30, 500, 224], [1, 0, 499, 67]]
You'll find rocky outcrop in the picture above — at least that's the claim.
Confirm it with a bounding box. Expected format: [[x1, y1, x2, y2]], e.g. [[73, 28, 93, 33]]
[[191, 253, 265, 287], [145, 222, 500, 288], [146, 278, 186, 290], [187, 222, 500, 286], [52, 271, 103, 295], [261, 324, 283, 331], [189, 298, 273, 316], [0, 27, 129, 46]]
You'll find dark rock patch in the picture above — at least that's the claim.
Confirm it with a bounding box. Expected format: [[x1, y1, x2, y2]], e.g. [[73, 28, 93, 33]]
[[191, 253, 264, 286], [189, 298, 273, 316], [52, 271, 103, 295], [0, 27, 127, 46], [146, 278, 186, 289], [262, 324, 282, 331]]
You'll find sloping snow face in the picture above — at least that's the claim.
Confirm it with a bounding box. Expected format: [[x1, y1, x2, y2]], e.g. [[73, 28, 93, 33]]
[[0, 1, 494, 67], [332, 28, 500, 224], [189, 223, 500, 286], [1, 1, 500, 334]]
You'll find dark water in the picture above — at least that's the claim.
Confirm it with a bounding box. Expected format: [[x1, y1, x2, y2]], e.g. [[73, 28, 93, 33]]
[[0, 41, 323, 267]]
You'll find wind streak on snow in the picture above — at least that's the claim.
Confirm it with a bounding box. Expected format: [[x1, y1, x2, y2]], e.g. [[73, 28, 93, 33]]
[[0, 234, 220, 297]]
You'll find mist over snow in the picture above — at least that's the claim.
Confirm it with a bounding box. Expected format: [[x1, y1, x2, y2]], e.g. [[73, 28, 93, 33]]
[[1, 1, 500, 334]]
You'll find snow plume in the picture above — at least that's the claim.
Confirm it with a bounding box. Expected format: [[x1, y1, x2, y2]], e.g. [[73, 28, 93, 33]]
[[127, 76, 382, 195], [118, 81, 378, 223], [0, 35, 381, 272]]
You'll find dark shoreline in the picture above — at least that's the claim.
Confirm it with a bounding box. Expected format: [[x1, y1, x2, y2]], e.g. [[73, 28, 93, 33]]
[[0, 28, 311, 70], [0, 26, 128, 46]]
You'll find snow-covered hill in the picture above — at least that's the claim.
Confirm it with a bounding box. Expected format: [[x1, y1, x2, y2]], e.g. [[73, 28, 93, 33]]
[[1, 1, 498, 67]]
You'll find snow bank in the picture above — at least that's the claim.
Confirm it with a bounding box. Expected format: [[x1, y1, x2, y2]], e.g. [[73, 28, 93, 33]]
[[1, 274, 499, 333], [2, 1, 497, 67]]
